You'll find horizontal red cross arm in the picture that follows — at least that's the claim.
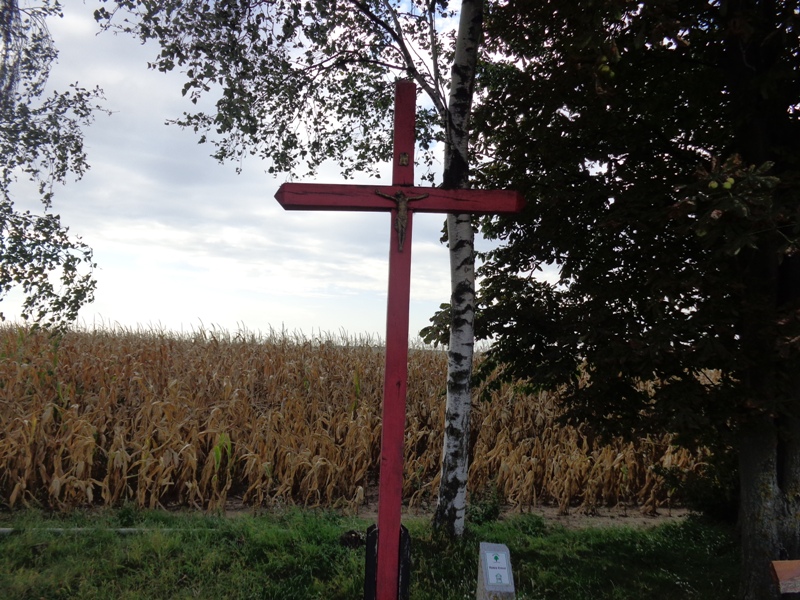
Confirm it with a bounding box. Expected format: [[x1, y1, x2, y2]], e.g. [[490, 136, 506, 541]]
[[275, 183, 525, 215]]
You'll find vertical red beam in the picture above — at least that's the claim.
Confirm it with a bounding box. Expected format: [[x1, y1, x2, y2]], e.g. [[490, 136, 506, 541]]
[[392, 80, 415, 186], [376, 79, 416, 600]]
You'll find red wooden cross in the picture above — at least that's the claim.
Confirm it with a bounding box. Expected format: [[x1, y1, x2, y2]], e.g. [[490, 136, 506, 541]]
[[274, 80, 523, 600]]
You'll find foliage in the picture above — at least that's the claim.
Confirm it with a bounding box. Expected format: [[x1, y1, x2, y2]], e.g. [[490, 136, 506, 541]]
[[465, 480, 501, 524], [656, 452, 740, 524], [456, 1, 800, 446], [0, 0, 104, 328], [454, 3, 800, 595], [94, 0, 455, 181], [0, 508, 738, 599]]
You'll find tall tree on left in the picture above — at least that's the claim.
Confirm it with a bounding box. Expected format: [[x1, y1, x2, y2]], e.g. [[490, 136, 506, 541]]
[[0, 0, 104, 328]]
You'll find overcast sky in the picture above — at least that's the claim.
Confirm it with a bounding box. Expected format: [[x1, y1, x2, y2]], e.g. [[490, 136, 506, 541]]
[[5, 1, 506, 340]]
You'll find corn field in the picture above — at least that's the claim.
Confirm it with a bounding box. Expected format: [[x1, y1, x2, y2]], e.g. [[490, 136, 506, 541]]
[[0, 325, 703, 513]]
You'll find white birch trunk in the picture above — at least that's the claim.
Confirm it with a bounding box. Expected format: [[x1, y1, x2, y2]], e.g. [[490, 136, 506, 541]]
[[433, 0, 484, 538]]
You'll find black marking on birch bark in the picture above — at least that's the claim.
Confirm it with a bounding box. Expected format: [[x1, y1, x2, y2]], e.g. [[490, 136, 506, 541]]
[[447, 371, 471, 384], [455, 256, 475, 271], [445, 406, 462, 419], [449, 366, 471, 377], [450, 312, 473, 328], [450, 297, 474, 315], [449, 78, 472, 109], [454, 322, 473, 335], [434, 477, 463, 534], [447, 357, 471, 381], [442, 165, 468, 189], [441, 133, 469, 188], [448, 349, 471, 362], [447, 370, 472, 388], [448, 379, 470, 391], [451, 317, 473, 331], [450, 293, 472, 312], [450, 298, 473, 314], [445, 423, 465, 441], [449, 303, 474, 326], [453, 278, 474, 292], [452, 280, 474, 298], [448, 358, 469, 370], [450, 298, 473, 310], [448, 366, 471, 379], [447, 387, 470, 400], [448, 351, 469, 363], [449, 238, 473, 254]]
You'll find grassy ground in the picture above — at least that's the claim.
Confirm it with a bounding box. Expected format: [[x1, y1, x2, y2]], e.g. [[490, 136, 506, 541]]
[[0, 507, 738, 599]]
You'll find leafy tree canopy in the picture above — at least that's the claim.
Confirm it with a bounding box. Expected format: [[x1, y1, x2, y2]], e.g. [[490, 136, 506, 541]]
[[446, 0, 800, 449], [95, 0, 459, 182], [451, 6, 800, 592], [1, 0, 105, 328]]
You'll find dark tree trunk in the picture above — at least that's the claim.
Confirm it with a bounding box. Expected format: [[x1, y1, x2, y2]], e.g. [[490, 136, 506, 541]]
[[736, 241, 784, 600], [738, 416, 782, 600], [779, 417, 800, 559], [738, 414, 800, 600], [724, 0, 800, 594], [778, 258, 800, 560]]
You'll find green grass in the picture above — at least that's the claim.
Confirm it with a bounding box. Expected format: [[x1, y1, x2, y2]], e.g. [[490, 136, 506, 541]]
[[0, 508, 738, 599]]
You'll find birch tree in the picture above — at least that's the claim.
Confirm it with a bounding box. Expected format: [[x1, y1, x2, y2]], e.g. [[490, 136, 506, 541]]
[[97, 0, 488, 536], [433, 0, 483, 537]]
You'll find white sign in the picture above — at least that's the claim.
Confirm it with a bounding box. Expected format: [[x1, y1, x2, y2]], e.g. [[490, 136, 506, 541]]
[[484, 550, 510, 585]]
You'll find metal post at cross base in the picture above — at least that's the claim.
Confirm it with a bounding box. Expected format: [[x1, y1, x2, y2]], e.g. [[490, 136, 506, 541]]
[[274, 80, 524, 600]]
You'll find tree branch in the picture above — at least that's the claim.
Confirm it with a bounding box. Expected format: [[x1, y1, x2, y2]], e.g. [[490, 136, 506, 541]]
[[428, 3, 446, 108], [347, 0, 446, 116], [300, 49, 405, 75]]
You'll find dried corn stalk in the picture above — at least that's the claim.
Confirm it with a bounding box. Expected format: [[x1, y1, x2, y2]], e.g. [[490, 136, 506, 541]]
[[0, 325, 704, 512]]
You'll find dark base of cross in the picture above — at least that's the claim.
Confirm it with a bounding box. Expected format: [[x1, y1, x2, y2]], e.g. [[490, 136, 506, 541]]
[[364, 523, 411, 599], [274, 80, 523, 600]]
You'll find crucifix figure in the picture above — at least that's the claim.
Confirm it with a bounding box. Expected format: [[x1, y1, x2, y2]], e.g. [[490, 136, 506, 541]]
[[274, 80, 524, 600]]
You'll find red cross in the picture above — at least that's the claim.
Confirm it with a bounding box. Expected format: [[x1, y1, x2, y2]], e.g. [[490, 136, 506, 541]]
[[275, 80, 523, 600]]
